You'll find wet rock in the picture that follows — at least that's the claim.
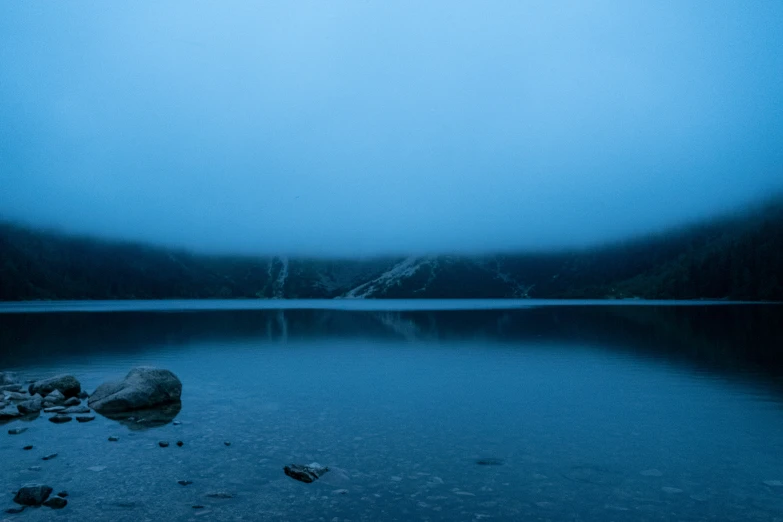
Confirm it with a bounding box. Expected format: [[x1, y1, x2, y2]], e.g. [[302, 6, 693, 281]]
[[63, 405, 90, 414], [4, 392, 29, 401], [88, 367, 182, 413], [8, 427, 28, 435], [23, 445, 33, 450], [0, 406, 22, 420], [13, 484, 53, 506], [178, 480, 193, 486], [49, 414, 72, 424], [158, 441, 169, 448], [63, 397, 81, 407], [176, 441, 184, 447], [57, 491, 68, 498], [43, 495, 68, 509], [78, 391, 89, 399], [30, 375, 81, 398], [284, 463, 330, 483], [205, 491, 234, 498], [44, 390, 66, 404], [173, 421, 181, 426], [16, 396, 43, 414], [42, 453, 58, 461], [224, 441, 231, 446], [108, 436, 120, 442], [76, 415, 95, 423], [44, 406, 66, 413]]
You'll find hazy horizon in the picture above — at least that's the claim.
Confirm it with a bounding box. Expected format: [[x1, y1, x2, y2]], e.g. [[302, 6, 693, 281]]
[[2, 2, 782, 256]]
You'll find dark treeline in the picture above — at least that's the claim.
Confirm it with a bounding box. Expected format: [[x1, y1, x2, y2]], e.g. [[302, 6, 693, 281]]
[[1, 198, 782, 301]]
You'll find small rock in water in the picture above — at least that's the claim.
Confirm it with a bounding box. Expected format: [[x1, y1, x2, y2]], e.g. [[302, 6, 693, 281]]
[[57, 491, 69, 498], [661, 487, 683, 494], [43, 390, 66, 404], [76, 415, 95, 423], [641, 469, 663, 477], [8, 427, 28, 435], [43, 495, 68, 509], [763, 480, 783, 487], [176, 441, 184, 447], [44, 406, 66, 413], [23, 445, 33, 450], [13, 484, 53, 506], [173, 420, 181, 426], [108, 436, 119, 442], [42, 453, 58, 461], [178, 480, 193, 486], [224, 441, 231, 446], [63, 397, 81, 407], [49, 414, 72, 424], [475, 458, 504, 466], [205, 491, 234, 499], [284, 463, 330, 483], [158, 441, 170, 448]]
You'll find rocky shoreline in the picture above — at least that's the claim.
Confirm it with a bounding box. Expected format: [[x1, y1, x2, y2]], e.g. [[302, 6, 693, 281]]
[[2, 368, 334, 514]]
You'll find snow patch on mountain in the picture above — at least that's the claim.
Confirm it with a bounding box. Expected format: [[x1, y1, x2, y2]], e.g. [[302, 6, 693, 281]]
[[342, 256, 432, 298]]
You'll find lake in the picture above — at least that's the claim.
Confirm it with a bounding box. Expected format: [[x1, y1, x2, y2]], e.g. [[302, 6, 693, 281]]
[[1, 300, 783, 521]]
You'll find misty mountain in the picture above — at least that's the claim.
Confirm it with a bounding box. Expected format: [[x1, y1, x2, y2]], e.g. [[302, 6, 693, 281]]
[[1, 199, 782, 302]]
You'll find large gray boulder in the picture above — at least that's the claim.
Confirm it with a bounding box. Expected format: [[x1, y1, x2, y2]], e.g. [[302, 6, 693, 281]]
[[88, 367, 182, 413], [29, 375, 81, 398]]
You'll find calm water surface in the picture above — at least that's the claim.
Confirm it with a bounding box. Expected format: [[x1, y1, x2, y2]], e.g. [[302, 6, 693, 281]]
[[1, 300, 783, 521]]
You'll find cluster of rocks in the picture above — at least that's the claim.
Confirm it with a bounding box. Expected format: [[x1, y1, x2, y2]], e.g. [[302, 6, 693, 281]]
[[1, 373, 93, 423], [9, 484, 67, 512]]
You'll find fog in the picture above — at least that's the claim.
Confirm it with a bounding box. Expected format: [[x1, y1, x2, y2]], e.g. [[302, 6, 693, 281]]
[[1, 1, 781, 257]]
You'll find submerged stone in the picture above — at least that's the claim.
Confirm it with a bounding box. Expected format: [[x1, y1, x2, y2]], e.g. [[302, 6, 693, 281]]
[[13, 484, 53, 506], [43, 495, 68, 509], [76, 415, 95, 423], [284, 463, 330, 483], [49, 414, 72, 424], [159, 441, 170, 447], [42, 453, 58, 461], [205, 491, 234, 498], [178, 480, 193, 486], [8, 427, 28, 435]]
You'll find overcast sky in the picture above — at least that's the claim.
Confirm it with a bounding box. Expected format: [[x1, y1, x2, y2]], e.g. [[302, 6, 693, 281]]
[[1, 1, 782, 256]]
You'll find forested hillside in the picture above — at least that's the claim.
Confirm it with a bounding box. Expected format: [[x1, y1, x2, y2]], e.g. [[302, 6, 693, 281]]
[[1, 199, 782, 301]]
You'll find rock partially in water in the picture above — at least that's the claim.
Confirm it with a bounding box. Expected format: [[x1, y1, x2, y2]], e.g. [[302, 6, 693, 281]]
[[8, 427, 28, 435], [178, 480, 193, 486], [224, 441, 231, 446], [176, 441, 184, 447], [44, 390, 66, 405], [30, 375, 81, 398], [159, 441, 170, 448], [63, 397, 81, 407], [16, 396, 43, 414], [63, 405, 90, 414], [23, 445, 33, 450], [13, 484, 53, 506], [43, 495, 68, 509], [4, 391, 30, 401], [44, 406, 66, 413], [284, 463, 330, 483], [88, 367, 182, 414], [42, 453, 58, 461], [49, 414, 72, 424], [0, 406, 22, 420], [76, 415, 95, 423], [108, 436, 120, 442]]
